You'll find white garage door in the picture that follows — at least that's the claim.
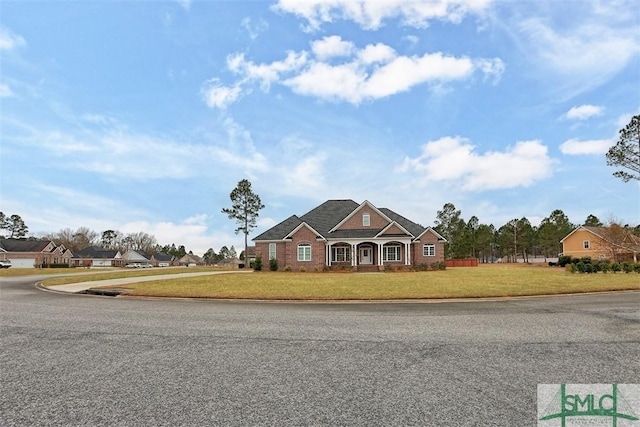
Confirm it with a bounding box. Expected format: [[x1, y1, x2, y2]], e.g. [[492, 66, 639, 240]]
[[9, 258, 36, 268]]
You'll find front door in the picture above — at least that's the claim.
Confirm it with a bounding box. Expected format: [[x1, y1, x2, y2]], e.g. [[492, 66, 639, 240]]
[[359, 247, 372, 265]]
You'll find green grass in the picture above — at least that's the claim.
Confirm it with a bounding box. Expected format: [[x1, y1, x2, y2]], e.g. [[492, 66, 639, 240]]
[[63, 264, 640, 300]]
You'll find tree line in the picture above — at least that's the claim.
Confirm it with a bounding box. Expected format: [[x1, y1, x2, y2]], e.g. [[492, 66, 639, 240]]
[[0, 213, 242, 263], [433, 203, 639, 262]]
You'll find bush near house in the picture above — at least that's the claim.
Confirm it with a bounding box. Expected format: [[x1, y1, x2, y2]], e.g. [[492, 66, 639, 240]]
[[563, 256, 639, 274]]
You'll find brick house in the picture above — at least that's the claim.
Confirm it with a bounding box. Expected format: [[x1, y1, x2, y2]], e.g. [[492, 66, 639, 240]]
[[0, 238, 74, 268], [73, 246, 124, 267], [253, 200, 446, 271]]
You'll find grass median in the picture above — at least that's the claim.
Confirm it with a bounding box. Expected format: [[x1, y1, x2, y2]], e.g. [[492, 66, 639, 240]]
[[52, 264, 640, 300]]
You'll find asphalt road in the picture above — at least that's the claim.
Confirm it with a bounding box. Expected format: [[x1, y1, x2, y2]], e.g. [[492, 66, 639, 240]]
[[1, 275, 638, 426]]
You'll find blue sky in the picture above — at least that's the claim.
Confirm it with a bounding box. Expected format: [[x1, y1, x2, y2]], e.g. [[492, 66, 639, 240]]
[[1, 0, 639, 255]]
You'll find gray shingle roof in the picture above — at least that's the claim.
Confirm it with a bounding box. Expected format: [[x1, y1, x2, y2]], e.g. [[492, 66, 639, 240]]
[[253, 215, 302, 241], [253, 200, 428, 242], [0, 239, 54, 252], [74, 246, 119, 259]]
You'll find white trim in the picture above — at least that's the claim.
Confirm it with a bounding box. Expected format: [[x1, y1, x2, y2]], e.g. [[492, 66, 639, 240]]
[[382, 244, 401, 262], [284, 222, 326, 241], [423, 244, 436, 257], [414, 227, 447, 242], [297, 242, 311, 262], [376, 221, 414, 238], [359, 245, 373, 265], [329, 200, 392, 233]]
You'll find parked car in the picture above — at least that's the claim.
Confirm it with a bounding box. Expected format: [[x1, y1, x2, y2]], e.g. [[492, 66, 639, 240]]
[[0, 260, 11, 269]]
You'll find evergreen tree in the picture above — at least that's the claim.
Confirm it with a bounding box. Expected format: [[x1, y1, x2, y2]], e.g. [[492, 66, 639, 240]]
[[222, 179, 265, 268], [606, 114, 640, 182]]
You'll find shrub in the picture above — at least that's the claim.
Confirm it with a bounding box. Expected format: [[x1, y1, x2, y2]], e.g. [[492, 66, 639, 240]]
[[565, 263, 576, 273], [558, 255, 573, 267], [283, 265, 292, 272], [611, 263, 622, 273], [575, 262, 585, 273], [269, 258, 278, 271], [414, 263, 429, 271], [622, 262, 633, 273], [253, 255, 262, 271], [584, 263, 594, 274], [384, 264, 393, 272], [634, 264, 640, 273], [437, 261, 447, 270], [580, 256, 592, 264], [299, 266, 306, 273], [599, 261, 611, 274]]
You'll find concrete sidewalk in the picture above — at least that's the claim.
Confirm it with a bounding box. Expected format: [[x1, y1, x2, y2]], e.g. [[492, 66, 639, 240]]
[[45, 270, 253, 293]]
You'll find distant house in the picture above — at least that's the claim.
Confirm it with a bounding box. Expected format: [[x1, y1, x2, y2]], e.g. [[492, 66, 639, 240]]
[[74, 246, 124, 268], [253, 199, 446, 271], [0, 238, 73, 268], [122, 250, 152, 266], [151, 252, 175, 267], [179, 253, 202, 266], [560, 226, 639, 262]]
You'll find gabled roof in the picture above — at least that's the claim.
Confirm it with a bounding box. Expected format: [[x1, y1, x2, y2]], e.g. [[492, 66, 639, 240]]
[[0, 239, 56, 253], [560, 225, 604, 243], [253, 200, 432, 242], [329, 200, 391, 233], [284, 222, 326, 241], [152, 252, 174, 262], [253, 215, 303, 241], [74, 246, 121, 259], [301, 200, 360, 235]]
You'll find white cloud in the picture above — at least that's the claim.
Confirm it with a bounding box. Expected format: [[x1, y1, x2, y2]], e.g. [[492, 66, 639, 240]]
[[564, 104, 604, 120], [517, 16, 640, 93], [201, 78, 243, 109], [311, 35, 354, 60], [0, 83, 13, 97], [400, 136, 555, 190], [205, 38, 504, 106], [272, 0, 492, 31], [0, 28, 26, 50], [560, 138, 611, 155]]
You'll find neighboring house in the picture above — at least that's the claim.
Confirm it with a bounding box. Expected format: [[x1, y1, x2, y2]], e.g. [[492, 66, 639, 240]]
[[151, 252, 175, 267], [123, 250, 152, 266], [74, 246, 124, 267], [560, 226, 639, 262], [253, 199, 446, 271], [179, 253, 202, 266], [0, 238, 73, 268]]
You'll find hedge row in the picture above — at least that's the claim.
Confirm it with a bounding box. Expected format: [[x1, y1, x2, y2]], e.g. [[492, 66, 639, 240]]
[[557, 256, 640, 274]]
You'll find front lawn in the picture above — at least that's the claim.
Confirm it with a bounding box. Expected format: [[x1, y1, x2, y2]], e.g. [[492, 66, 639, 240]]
[[85, 264, 640, 300]]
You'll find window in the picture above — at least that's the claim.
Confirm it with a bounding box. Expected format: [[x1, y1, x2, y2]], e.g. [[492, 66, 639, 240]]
[[332, 245, 351, 262], [269, 243, 277, 260], [363, 214, 370, 227], [297, 243, 311, 261], [583, 240, 590, 249], [423, 244, 435, 257], [383, 245, 401, 262]]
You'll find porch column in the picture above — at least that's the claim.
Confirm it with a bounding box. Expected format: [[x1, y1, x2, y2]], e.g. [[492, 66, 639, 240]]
[[378, 244, 383, 266], [352, 244, 357, 267], [405, 243, 411, 265], [326, 243, 331, 266]]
